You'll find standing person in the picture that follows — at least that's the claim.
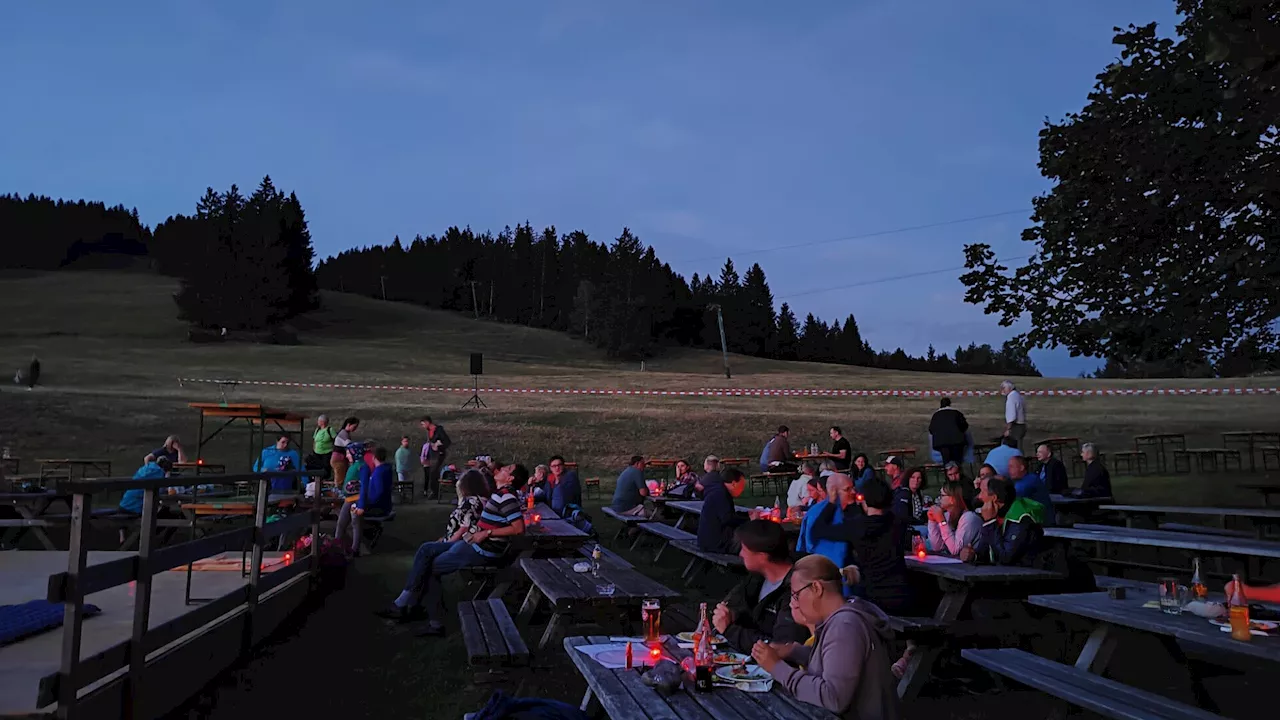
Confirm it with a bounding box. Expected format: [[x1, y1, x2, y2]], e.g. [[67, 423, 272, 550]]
[[547, 455, 581, 516], [1000, 380, 1027, 450], [927, 480, 982, 557], [1035, 444, 1069, 494], [983, 436, 1023, 478], [750, 554, 902, 720], [827, 427, 852, 472], [343, 446, 394, 555], [395, 436, 415, 493], [331, 417, 360, 490], [928, 398, 969, 464], [610, 455, 649, 516], [1078, 443, 1113, 498], [253, 435, 302, 493], [419, 416, 451, 500], [713, 520, 809, 650], [310, 415, 337, 481], [698, 467, 748, 554], [150, 435, 187, 465], [764, 426, 796, 473]]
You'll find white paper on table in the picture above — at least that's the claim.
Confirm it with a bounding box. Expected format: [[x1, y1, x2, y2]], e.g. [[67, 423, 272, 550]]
[[1218, 625, 1272, 637], [576, 643, 631, 669], [905, 554, 964, 564]]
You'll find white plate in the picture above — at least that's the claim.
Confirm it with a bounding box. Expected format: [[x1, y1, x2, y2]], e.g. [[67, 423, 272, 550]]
[[715, 664, 769, 682], [712, 651, 751, 665], [677, 631, 726, 645]]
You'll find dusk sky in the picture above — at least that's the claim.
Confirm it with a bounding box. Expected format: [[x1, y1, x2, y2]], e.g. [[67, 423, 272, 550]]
[[0, 1, 1181, 377]]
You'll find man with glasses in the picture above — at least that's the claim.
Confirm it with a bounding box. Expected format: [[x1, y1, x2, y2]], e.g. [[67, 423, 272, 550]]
[[547, 455, 580, 516]]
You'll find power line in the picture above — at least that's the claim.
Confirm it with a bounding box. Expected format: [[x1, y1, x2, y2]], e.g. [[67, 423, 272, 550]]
[[775, 255, 1032, 301], [671, 208, 1029, 265]]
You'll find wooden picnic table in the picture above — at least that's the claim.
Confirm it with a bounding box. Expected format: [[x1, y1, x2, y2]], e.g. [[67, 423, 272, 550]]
[[899, 556, 1063, 699], [1133, 433, 1186, 474], [1045, 525, 1280, 581], [667, 500, 780, 533], [486, 504, 591, 599], [1027, 581, 1280, 713], [1100, 504, 1280, 538], [563, 635, 839, 720], [1222, 430, 1280, 472], [516, 557, 681, 650], [37, 458, 112, 479]]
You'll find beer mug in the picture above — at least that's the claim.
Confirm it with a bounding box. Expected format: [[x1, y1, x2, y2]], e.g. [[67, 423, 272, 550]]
[[642, 598, 662, 643]]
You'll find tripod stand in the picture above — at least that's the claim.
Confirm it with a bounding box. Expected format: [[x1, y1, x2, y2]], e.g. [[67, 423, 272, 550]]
[[461, 374, 487, 409]]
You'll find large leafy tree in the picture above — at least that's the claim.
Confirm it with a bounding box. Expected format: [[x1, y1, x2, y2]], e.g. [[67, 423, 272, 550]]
[[961, 1, 1279, 373]]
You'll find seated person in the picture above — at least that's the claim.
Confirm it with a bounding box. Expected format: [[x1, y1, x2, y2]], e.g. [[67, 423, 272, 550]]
[[1077, 443, 1113, 498], [850, 453, 876, 491], [697, 467, 747, 554], [713, 520, 810, 650], [927, 480, 982, 557], [694, 455, 722, 495], [811, 476, 911, 615], [796, 474, 849, 590], [892, 466, 930, 528], [150, 435, 187, 465], [253, 434, 303, 493], [525, 464, 549, 500], [442, 469, 489, 541], [609, 455, 649, 516], [751, 554, 901, 719], [665, 459, 701, 499], [336, 446, 394, 555], [547, 455, 581, 516], [1007, 455, 1054, 525], [763, 425, 797, 473], [787, 461, 819, 509], [983, 436, 1023, 478], [963, 478, 1044, 567], [377, 464, 529, 633], [968, 463, 998, 510], [1035, 444, 1070, 494], [119, 455, 174, 514]]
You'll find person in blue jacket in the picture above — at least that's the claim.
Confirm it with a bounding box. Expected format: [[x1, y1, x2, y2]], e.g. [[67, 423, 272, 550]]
[[337, 446, 393, 555], [119, 456, 173, 514], [1006, 455, 1054, 525], [253, 435, 303, 492], [547, 455, 581, 516]]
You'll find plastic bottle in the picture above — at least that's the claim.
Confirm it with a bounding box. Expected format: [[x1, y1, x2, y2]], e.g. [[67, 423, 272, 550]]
[[1228, 574, 1251, 642]]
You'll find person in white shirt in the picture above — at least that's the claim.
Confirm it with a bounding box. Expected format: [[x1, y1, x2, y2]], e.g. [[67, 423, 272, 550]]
[[1000, 380, 1027, 450], [787, 461, 819, 508]]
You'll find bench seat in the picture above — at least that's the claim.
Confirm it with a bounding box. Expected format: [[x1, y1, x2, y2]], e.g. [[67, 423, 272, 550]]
[[1157, 522, 1253, 539], [632, 521, 696, 561], [668, 539, 744, 586], [963, 648, 1222, 720], [458, 599, 530, 667]]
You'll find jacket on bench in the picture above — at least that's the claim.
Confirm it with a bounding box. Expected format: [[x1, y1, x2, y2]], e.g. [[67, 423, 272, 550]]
[[721, 569, 809, 651]]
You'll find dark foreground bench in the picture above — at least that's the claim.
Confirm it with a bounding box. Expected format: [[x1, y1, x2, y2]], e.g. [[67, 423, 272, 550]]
[[669, 539, 744, 586], [458, 599, 530, 667], [633, 521, 697, 562], [963, 648, 1222, 720]]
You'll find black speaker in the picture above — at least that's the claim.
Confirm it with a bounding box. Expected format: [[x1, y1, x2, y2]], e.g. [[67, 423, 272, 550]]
[[470, 353, 483, 376]]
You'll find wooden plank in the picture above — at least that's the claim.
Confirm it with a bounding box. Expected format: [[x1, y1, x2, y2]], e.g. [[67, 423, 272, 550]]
[[1044, 526, 1280, 559], [148, 526, 256, 575], [609, 665, 687, 720], [1157, 523, 1254, 539], [47, 549, 138, 603], [602, 507, 654, 524], [562, 636, 653, 720], [639, 523, 697, 543], [473, 597, 511, 662], [1101, 504, 1280, 519], [486, 598, 529, 665], [904, 556, 1063, 584], [669, 541, 744, 569], [258, 559, 310, 595], [458, 602, 489, 664], [962, 648, 1222, 720]]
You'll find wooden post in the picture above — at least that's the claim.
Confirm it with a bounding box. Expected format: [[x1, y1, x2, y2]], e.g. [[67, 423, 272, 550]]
[[243, 477, 268, 653], [57, 493, 91, 720], [126, 488, 158, 718], [714, 304, 731, 379]]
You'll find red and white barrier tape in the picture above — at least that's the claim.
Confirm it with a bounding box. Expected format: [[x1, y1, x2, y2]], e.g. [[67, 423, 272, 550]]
[[177, 377, 1278, 398]]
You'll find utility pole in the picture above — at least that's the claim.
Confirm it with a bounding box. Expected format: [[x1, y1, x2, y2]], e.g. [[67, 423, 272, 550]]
[[468, 281, 480, 319], [379, 275, 387, 301], [710, 303, 731, 379]]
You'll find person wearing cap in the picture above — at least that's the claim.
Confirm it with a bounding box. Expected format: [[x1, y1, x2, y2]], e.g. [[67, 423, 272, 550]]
[[881, 455, 905, 489], [928, 398, 970, 466]]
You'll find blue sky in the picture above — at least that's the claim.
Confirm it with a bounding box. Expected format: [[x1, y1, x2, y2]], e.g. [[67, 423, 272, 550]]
[[0, 0, 1180, 377]]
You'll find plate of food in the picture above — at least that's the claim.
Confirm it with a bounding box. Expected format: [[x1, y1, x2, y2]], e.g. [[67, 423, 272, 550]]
[[715, 664, 770, 682], [676, 631, 727, 645], [1209, 618, 1278, 632], [712, 651, 751, 665]]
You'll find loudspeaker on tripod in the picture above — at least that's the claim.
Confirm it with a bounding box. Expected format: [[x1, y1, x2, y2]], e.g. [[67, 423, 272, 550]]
[[470, 353, 483, 376]]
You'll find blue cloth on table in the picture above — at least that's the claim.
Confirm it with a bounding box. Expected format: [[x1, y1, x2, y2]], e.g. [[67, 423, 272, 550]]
[[0, 600, 101, 647]]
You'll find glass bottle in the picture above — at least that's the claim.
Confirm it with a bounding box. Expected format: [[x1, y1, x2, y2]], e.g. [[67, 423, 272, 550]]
[[773, 496, 782, 522], [1228, 574, 1251, 642], [591, 543, 602, 577], [693, 603, 713, 691], [1190, 558, 1208, 600]]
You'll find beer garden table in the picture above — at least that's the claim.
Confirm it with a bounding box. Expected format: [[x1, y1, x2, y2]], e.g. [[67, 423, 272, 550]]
[[36, 458, 112, 479], [486, 503, 592, 599], [899, 556, 1064, 700], [1222, 431, 1280, 473], [1100, 504, 1280, 538], [1027, 581, 1280, 713], [1132, 433, 1186, 474], [563, 635, 838, 720], [517, 557, 681, 650]]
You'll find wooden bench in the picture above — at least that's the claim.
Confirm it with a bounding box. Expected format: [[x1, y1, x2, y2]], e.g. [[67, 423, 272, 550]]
[[1110, 450, 1149, 476], [750, 472, 795, 495], [633, 522, 697, 562], [669, 539, 744, 586], [886, 615, 951, 641], [457, 599, 530, 667], [583, 476, 601, 499], [577, 543, 634, 570], [1172, 448, 1242, 474], [1157, 522, 1253, 539], [1263, 446, 1280, 472], [459, 566, 503, 599], [599, 506, 652, 542], [962, 648, 1221, 720]]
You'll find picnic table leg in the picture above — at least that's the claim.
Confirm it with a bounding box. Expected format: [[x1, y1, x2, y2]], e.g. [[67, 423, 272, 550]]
[[537, 612, 569, 651], [487, 550, 533, 599], [516, 584, 544, 628], [674, 512, 692, 531], [1155, 635, 1220, 713], [897, 585, 969, 700], [1073, 623, 1118, 673], [578, 688, 601, 716], [15, 502, 58, 551]]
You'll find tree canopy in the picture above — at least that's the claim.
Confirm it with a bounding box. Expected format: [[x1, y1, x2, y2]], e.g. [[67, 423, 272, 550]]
[[961, 0, 1279, 376]]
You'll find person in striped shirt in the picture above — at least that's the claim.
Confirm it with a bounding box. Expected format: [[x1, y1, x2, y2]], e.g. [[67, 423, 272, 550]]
[[376, 462, 529, 636]]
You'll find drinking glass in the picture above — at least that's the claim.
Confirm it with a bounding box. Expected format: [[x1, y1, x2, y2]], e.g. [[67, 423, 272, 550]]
[[596, 583, 616, 597], [1158, 577, 1187, 615], [642, 598, 662, 642], [911, 534, 927, 559]]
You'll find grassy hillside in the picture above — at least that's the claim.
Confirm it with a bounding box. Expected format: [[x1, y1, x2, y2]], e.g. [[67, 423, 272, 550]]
[[0, 271, 1274, 484]]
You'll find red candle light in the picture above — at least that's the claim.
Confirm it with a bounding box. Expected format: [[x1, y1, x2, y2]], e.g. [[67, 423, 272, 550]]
[[650, 645, 662, 660], [917, 550, 926, 559]]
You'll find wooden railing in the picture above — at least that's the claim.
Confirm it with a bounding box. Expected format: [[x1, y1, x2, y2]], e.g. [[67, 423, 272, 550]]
[[42, 470, 321, 720]]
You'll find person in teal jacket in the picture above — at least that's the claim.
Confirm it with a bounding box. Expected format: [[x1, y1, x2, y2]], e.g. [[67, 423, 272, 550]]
[[119, 456, 173, 513], [253, 435, 302, 492]]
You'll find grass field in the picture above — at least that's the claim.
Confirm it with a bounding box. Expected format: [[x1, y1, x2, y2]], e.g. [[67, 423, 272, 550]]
[[3, 270, 1278, 719]]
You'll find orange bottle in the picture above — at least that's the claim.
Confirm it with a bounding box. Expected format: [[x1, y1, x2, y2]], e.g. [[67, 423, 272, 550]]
[[1228, 574, 1251, 642]]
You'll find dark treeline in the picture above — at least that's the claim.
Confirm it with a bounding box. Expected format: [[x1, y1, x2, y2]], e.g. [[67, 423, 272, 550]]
[[150, 176, 319, 330], [317, 226, 1041, 376], [0, 194, 152, 269]]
